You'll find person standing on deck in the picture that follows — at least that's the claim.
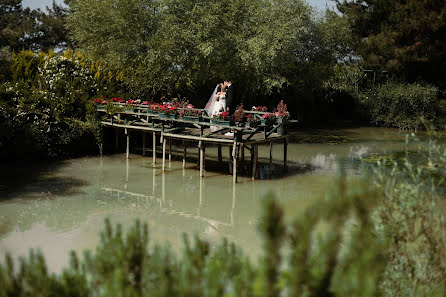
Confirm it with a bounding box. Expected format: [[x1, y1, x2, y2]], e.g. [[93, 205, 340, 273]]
[[225, 80, 237, 115]]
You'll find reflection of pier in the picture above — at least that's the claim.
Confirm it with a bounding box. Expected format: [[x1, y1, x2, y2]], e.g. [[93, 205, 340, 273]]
[[102, 175, 237, 228], [98, 105, 291, 182]]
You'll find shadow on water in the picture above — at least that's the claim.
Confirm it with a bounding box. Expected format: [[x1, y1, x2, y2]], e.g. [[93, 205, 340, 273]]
[[141, 144, 317, 181], [0, 162, 89, 202]]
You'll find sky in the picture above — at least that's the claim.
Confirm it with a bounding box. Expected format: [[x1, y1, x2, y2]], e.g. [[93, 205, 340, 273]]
[[23, 0, 336, 11]]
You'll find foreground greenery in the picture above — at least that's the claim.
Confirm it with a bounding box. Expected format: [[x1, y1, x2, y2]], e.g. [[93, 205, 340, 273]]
[[1, 135, 445, 297]]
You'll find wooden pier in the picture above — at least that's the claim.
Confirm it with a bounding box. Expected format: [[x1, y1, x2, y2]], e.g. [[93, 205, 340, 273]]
[[97, 104, 292, 183]]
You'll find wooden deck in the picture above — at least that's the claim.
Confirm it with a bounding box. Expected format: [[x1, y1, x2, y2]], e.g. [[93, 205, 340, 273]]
[[97, 105, 293, 183]]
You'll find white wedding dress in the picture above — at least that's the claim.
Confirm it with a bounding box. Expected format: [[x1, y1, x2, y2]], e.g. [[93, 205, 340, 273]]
[[211, 95, 226, 116], [205, 84, 226, 117]]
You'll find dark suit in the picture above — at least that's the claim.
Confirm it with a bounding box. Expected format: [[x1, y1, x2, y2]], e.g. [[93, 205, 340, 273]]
[[225, 84, 237, 114]]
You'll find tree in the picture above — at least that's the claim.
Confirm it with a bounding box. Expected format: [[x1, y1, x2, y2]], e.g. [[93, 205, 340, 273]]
[[1, 0, 71, 52], [335, 0, 446, 88], [67, 0, 349, 113], [33, 0, 72, 51]]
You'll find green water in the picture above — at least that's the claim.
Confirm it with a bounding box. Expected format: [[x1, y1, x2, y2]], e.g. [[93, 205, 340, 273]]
[[0, 127, 409, 271]]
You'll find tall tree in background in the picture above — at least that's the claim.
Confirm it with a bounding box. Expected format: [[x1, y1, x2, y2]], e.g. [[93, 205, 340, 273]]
[[67, 0, 349, 115], [33, 0, 72, 51], [0, 0, 71, 80], [1, 0, 70, 51], [335, 0, 446, 88]]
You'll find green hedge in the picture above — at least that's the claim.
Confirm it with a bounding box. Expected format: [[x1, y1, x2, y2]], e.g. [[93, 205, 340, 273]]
[[366, 81, 440, 130]]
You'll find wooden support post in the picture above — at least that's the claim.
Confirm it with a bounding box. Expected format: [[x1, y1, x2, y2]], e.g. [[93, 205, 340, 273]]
[[284, 137, 288, 173], [125, 128, 129, 159], [252, 145, 259, 180], [218, 144, 222, 163], [115, 127, 119, 152], [197, 146, 200, 168], [152, 166, 156, 195], [233, 142, 238, 183], [250, 145, 254, 177], [199, 141, 205, 177], [152, 132, 156, 164], [142, 132, 146, 157], [269, 141, 273, 177], [240, 145, 245, 172], [168, 138, 172, 161], [229, 146, 233, 174], [183, 140, 186, 168], [101, 127, 104, 156], [162, 137, 166, 172]]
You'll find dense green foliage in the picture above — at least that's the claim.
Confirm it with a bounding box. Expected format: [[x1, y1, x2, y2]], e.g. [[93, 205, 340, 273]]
[[335, 0, 446, 89], [67, 0, 349, 118], [365, 81, 440, 130], [0, 0, 70, 52], [373, 135, 446, 296], [0, 49, 129, 160], [2, 135, 446, 296]]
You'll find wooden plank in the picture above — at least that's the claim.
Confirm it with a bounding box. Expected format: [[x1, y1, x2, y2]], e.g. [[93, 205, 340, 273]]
[[161, 133, 234, 144], [245, 127, 261, 141], [204, 127, 230, 137], [102, 121, 161, 132], [244, 135, 289, 145]]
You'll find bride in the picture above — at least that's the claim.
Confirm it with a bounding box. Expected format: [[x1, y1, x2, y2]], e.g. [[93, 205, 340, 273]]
[[204, 83, 226, 117]]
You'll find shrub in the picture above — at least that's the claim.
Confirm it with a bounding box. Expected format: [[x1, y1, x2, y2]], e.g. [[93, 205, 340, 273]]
[[366, 81, 439, 130], [372, 134, 446, 297]]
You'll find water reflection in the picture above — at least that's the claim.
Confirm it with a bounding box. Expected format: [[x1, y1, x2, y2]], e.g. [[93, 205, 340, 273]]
[[0, 130, 410, 272]]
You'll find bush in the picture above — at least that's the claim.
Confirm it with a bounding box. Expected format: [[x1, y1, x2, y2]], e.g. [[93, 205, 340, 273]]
[[372, 134, 446, 297], [0, 49, 131, 161], [366, 81, 440, 130]]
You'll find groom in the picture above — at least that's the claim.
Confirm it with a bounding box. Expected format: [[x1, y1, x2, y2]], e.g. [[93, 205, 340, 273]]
[[224, 80, 237, 115]]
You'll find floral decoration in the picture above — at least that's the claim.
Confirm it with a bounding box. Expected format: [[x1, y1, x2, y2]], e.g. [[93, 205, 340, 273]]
[[213, 111, 230, 121]]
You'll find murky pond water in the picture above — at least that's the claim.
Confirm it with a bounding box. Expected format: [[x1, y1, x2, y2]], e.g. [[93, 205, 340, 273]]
[[0, 127, 411, 271]]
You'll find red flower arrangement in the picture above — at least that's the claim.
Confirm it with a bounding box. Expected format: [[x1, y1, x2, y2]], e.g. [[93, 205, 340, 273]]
[[254, 106, 268, 112], [159, 103, 178, 115], [181, 108, 202, 117], [247, 114, 260, 123], [213, 111, 230, 121], [261, 113, 276, 120]]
